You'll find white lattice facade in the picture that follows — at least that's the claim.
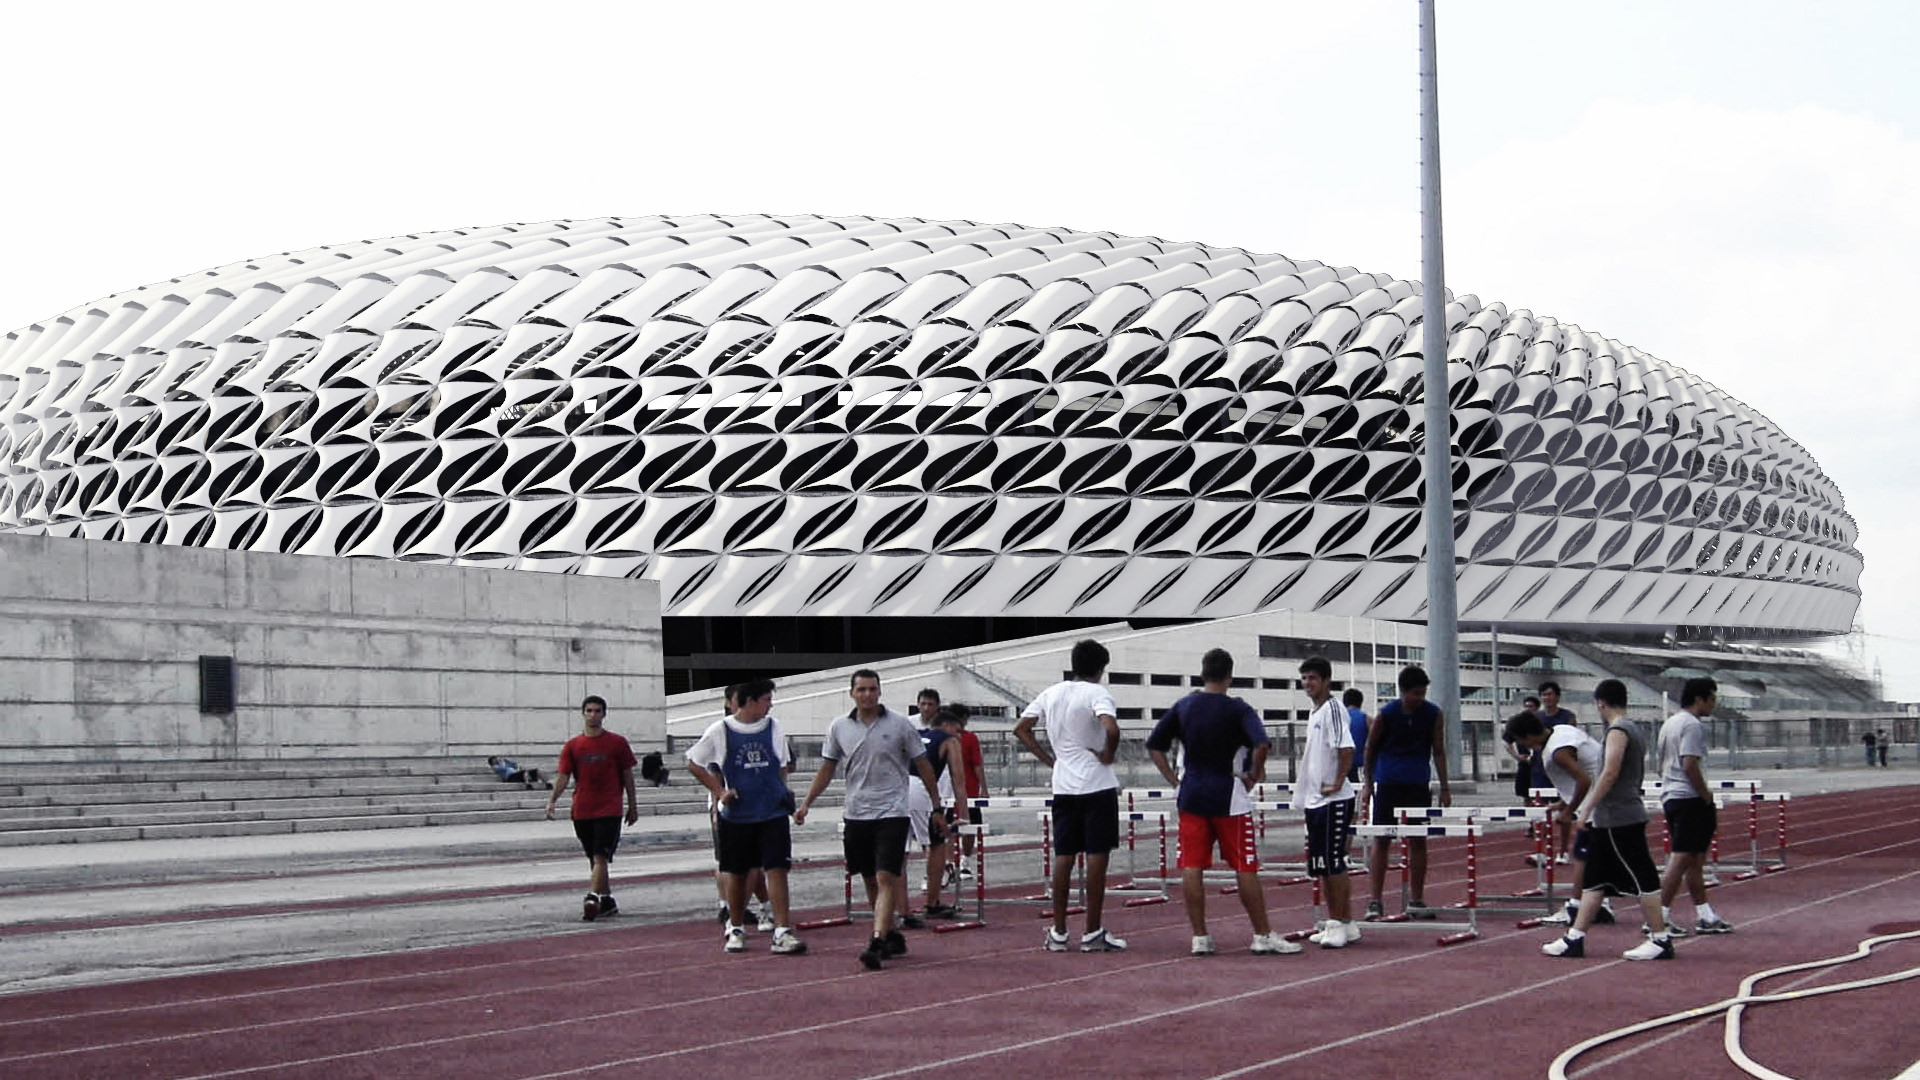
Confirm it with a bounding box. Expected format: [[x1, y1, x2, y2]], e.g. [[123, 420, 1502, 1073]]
[[0, 214, 1861, 632]]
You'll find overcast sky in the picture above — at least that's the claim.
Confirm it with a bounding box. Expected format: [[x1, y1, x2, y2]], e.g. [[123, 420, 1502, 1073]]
[[4, 0, 1915, 699]]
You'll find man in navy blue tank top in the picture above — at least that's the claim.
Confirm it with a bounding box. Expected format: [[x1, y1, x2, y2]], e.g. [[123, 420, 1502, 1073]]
[[1358, 666, 1451, 920], [687, 678, 807, 957]]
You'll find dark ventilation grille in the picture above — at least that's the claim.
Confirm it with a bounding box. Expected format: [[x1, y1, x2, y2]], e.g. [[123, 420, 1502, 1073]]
[[199, 656, 235, 715]]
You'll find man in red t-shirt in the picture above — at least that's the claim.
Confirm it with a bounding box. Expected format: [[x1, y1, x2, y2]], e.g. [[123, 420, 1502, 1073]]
[[954, 709, 986, 873], [546, 695, 638, 922]]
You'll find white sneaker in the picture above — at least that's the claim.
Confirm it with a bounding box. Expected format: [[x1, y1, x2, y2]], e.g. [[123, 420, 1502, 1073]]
[[1192, 934, 1216, 956], [1623, 936, 1674, 961], [755, 907, 776, 933], [1543, 905, 1573, 925], [1043, 928, 1071, 952], [1081, 928, 1128, 952], [958, 863, 974, 879], [724, 926, 747, 953], [1251, 932, 1303, 955], [770, 928, 806, 955], [1306, 919, 1360, 944], [1315, 921, 1349, 949]]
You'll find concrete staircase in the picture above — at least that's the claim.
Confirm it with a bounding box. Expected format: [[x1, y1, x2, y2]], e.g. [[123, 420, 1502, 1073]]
[[0, 757, 824, 846]]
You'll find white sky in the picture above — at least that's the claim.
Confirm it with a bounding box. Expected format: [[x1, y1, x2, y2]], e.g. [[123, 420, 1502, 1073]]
[[4, 0, 1915, 699]]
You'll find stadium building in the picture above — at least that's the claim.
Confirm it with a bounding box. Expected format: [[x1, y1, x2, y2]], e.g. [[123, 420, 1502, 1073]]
[[1, 214, 1880, 757]]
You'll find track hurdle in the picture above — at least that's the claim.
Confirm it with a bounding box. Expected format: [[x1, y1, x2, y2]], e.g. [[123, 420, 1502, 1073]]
[[1389, 804, 1563, 914], [790, 820, 857, 931], [931, 822, 991, 933], [1352, 821, 1484, 946]]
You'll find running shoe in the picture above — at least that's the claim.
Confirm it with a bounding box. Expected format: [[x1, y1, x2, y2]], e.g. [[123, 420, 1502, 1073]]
[[597, 894, 618, 918], [899, 912, 926, 930], [1365, 898, 1385, 920], [1081, 928, 1128, 952], [716, 902, 731, 925], [859, 938, 886, 970], [1406, 900, 1436, 921], [958, 863, 975, 879], [1623, 936, 1674, 960], [1543, 904, 1573, 925], [1192, 934, 1216, 956], [1251, 933, 1303, 955], [1695, 916, 1735, 934], [771, 929, 807, 955], [1541, 934, 1584, 958], [1642, 922, 1689, 938], [1044, 927, 1072, 952], [724, 926, 747, 953], [581, 893, 600, 922], [755, 906, 776, 933], [1315, 921, 1349, 949], [884, 928, 909, 957], [942, 863, 959, 889], [923, 903, 960, 919], [1593, 901, 1617, 925]]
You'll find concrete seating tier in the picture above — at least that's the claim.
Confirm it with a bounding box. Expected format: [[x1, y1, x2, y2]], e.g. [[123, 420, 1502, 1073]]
[[0, 757, 831, 847]]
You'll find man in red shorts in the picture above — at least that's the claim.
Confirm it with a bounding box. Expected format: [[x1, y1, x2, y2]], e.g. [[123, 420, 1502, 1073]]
[[1147, 648, 1301, 956], [545, 694, 638, 922]]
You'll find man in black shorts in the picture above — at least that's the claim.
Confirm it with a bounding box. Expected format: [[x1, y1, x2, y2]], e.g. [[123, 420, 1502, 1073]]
[[1541, 679, 1675, 960], [796, 669, 945, 970], [1017, 639, 1126, 953], [544, 695, 638, 922], [1657, 677, 1733, 935], [1358, 665, 1452, 920]]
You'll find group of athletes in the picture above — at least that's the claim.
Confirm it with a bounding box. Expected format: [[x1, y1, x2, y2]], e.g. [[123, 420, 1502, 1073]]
[[540, 639, 1735, 968]]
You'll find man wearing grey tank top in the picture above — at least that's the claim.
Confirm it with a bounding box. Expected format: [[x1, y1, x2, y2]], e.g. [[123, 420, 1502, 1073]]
[[1542, 679, 1676, 961]]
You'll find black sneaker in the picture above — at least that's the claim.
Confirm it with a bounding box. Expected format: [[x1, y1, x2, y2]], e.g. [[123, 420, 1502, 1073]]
[[900, 912, 926, 930], [597, 894, 617, 918], [581, 894, 600, 922], [884, 928, 909, 957], [716, 903, 731, 925], [1406, 900, 1436, 921], [1364, 898, 1385, 920], [859, 938, 886, 970], [924, 903, 960, 919], [1592, 904, 1617, 925]]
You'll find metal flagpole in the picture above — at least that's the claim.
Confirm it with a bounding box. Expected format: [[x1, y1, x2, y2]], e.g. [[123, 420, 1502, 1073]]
[[1419, 0, 1464, 781]]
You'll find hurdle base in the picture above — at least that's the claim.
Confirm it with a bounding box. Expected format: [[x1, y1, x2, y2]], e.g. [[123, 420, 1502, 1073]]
[[1218, 886, 1238, 895], [1515, 917, 1547, 929], [1436, 929, 1479, 946], [931, 921, 986, 934], [1038, 905, 1087, 918], [1729, 870, 1759, 882], [1281, 928, 1315, 943], [1763, 863, 1788, 873], [1123, 895, 1169, 908], [793, 916, 852, 931]]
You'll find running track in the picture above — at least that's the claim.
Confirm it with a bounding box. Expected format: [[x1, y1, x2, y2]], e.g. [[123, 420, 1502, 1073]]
[[2, 787, 1916, 1080]]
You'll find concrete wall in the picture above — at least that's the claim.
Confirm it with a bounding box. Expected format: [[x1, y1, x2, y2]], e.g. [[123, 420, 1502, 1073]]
[[0, 534, 662, 762]]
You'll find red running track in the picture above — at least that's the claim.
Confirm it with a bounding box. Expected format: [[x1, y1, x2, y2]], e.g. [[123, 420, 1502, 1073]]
[[1, 787, 1916, 1080]]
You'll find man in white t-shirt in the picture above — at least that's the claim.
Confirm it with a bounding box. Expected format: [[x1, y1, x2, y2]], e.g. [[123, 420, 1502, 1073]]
[[1502, 710, 1612, 926], [1658, 677, 1733, 935], [1297, 655, 1359, 949], [1016, 638, 1125, 953]]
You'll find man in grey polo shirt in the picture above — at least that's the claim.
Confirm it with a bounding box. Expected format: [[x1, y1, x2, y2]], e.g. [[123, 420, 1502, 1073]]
[[797, 668, 945, 971]]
